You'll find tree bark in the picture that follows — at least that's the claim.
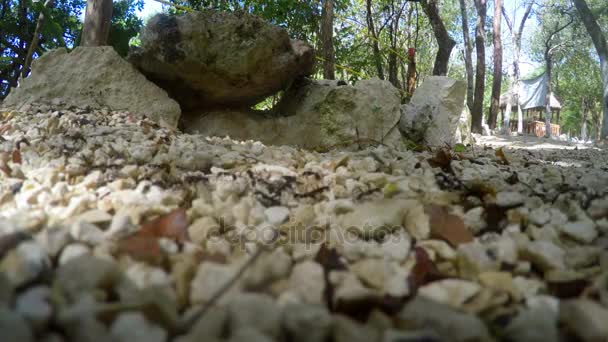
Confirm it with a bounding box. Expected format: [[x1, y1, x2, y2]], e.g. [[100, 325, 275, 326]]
[[544, 51, 553, 138], [490, 0, 502, 131], [21, 0, 54, 79], [420, 0, 456, 76], [471, 0, 486, 133], [581, 100, 588, 140], [459, 0, 474, 111], [81, 0, 113, 47], [502, 1, 533, 134], [366, 0, 384, 80], [572, 0, 608, 140], [321, 0, 335, 80]]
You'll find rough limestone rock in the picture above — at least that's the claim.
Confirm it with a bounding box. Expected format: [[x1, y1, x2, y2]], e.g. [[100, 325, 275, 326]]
[[3, 47, 181, 128], [399, 76, 467, 146], [182, 78, 402, 148], [129, 11, 314, 110]]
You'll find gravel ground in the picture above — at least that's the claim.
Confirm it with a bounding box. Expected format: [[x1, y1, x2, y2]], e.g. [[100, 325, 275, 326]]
[[0, 103, 607, 342]]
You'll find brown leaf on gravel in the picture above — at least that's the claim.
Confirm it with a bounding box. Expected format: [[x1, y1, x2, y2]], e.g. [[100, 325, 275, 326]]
[[0, 152, 11, 176], [425, 204, 473, 246], [138, 208, 189, 243], [428, 148, 453, 172], [11, 149, 21, 164], [117, 235, 165, 265], [495, 147, 510, 165], [408, 246, 446, 292]]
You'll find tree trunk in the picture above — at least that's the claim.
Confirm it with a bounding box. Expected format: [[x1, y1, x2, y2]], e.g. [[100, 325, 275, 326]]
[[572, 0, 608, 140], [459, 0, 474, 111], [490, 0, 502, 131], [321, 0, 335, 80], [366, 0, 384, 80], [502, 2, 533, 134], [471, 0, 486, 133], [544, 52, 553, 138], [387, 0, 402, 88], [81, 0, 113, 47], [21, 0, 54, 79], [421, 0, 456, 76]]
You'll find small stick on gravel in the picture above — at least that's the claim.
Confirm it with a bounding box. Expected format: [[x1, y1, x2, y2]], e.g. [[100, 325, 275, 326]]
[[177, 241, 271, 334]]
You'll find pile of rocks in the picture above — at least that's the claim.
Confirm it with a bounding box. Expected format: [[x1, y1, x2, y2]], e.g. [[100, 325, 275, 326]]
[[3, 9, 470, 149], [0, 102, 606, 342]]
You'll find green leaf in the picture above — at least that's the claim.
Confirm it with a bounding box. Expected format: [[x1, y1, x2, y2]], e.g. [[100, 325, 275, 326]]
[[453, 143, 466, 153]]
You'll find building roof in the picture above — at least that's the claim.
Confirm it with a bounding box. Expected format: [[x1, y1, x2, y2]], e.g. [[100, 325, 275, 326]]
[[500, 73, 562, 111]]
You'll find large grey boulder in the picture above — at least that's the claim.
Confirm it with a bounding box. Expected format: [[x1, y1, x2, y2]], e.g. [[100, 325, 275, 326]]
[[398, 76, 468, 146], [181, 78, 402, 148], [3, 47, 181, 128], [128, 11, 314, 110]]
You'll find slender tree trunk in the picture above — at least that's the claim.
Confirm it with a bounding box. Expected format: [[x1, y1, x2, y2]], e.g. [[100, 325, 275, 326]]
[[544, 52, 553, 138], [421, 0, 456, 76], [581, 97, 587, 142], [21, 0, 54, 79], [572, 0, 608, 140], [81, 0, 113, 46], [459, 0, 474, 111], [321, 0, 335, 80], [366, 0, 384, 80], [502, 2, 533, 134], [490, 0, 502, 131], [471, 0, 486, 133], [387, 0, 402, 88]]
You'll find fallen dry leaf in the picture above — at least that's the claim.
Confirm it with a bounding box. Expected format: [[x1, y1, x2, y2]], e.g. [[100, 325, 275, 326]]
[[425, 204, 473, 246], [138, 208, 189, 243], [117, 235, 165, 265], [408, 246, 445, 292], [495, 147, 510, 165], [428, 148, 453, 172], [11, 149, 21, 164]]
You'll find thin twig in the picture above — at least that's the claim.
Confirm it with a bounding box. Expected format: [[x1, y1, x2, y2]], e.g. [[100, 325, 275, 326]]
[[177, 242, 271, 333]]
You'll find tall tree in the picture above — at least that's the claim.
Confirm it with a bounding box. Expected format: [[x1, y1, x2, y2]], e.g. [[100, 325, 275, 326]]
[[459, 0, 474, 111], [540, 9, 573, 137], [420, 0, 456, 76], [81, 0, 113, 46], [471, 0, 487, 133], [489, 0, 503, 131], [21, 0, 55, 79], [502, 1, 534, 134], [365, 0, 384, 80], [572, 0, 608, 140], [321, 0, 335, 80]]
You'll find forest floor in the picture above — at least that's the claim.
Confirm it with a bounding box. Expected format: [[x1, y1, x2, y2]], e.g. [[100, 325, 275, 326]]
[[0, 104, 608, 342]]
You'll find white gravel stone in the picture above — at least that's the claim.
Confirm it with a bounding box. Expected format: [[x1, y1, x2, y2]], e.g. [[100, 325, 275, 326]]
[[0, 240, 50, 287], [0, 307, 34, 342], [190, 262, 240, 304], [560, 299, 608, 342], [15, 286, 52, 331], [70, 221, 105, 245], [228, 293, 281, 338], [496, 191, 525, 207], [282, 303, 333, 342], [419, 279, 481, 308], [58, 243, 91, 265], [110, 312, 167, 342], [520, 240, 566, 271], [264, 206, 290, 225], [558, 220, 598, 243], [288, 260, 325, 304]]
